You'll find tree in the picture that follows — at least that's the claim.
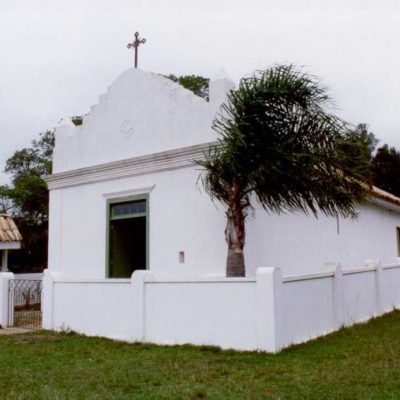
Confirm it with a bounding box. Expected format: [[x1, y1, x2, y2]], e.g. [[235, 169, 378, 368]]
[[2, 116, 85, 271], [5, 130, 54, 222], [0, 185, 12, 214], [354, 123, 379, 160], [2, 130, 54, 271], [372, 145, 400, 197], [350, 122, 400, 197], [164, 74, 209, 100], [197, 65, 372, 277]]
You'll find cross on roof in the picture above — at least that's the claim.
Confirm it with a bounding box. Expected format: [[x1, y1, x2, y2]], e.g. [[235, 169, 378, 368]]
[[127, 32, 147, 69]]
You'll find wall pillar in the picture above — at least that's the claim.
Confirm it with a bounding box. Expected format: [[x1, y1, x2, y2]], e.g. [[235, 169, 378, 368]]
[[130, 270, 153, 342], [255, 267, 283, 353], [0, 272, 14, 328], [42, 269, 62, 330], [333, 263, 345, 329], [366, 259, 383, 315]]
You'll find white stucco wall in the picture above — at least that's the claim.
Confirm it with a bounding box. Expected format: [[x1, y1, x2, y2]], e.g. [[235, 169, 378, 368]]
[[246, 200, 400, 275], [48, 163, 400, 279], [40, 263, 400, 352], [53, 69, 231, 173], [342, 270, 377, 323], [144, 279, 258, 350], [52, 280, 134, 339], [381, 266, 400, 311], [276, 262, 400, 349], [281, 277, 335, 346], [48, 166, 227, 278]]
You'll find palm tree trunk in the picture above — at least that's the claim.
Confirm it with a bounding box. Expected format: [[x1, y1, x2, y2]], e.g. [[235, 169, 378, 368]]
[[225, 203, 246, 277], [226, 246, 245, 277]]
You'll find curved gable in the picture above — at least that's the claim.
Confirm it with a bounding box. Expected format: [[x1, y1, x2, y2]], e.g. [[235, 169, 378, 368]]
[[54, 69, 217, 173]]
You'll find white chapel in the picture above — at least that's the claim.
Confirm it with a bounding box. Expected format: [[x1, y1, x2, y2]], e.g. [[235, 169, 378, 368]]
[[46, 68, 400, 279], [37, 67, 400, 352]]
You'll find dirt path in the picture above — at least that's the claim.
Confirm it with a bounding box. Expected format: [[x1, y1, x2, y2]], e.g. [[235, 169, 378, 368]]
[[0, 327, 33, 335]]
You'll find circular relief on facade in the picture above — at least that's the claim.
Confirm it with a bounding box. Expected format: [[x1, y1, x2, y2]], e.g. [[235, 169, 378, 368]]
[[120, 119, 135, 138]]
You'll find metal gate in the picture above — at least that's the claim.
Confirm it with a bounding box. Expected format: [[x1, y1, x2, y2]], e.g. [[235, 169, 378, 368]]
[[8, 279, 42, 330]]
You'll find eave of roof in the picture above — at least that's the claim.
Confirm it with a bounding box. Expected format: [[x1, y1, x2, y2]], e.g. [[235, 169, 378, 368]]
[[371, 186, 400, 207]]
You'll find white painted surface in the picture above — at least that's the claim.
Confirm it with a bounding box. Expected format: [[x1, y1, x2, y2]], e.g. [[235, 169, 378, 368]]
[[277, 261, 400, 349], [48, 164, 400, 278], [0, 272, 14, 327], [342, 270, 376, 325], [209, 70, 235, 112], [53, 69, 220, 173], [245, 200, 400, 276], [281, 277, 335, 346], [0, 241, 21, 250], [42, 263, 400, 352], [14, 273, 43, 280], [145, 280, 258, 350], [381, 265, 400, 311], [48, 166, 227, 279], [52, 280, 135, 340], [256, 267, 283, 352]]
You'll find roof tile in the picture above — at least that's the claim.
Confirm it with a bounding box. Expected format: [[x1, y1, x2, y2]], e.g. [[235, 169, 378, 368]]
[[0, 214, 22, 242]]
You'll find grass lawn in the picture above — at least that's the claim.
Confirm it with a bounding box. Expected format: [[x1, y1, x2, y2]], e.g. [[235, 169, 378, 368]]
[[1, 312, 400, 399]]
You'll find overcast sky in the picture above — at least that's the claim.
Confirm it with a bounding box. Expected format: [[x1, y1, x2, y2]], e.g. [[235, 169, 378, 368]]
[[1, 0, 399, 182]]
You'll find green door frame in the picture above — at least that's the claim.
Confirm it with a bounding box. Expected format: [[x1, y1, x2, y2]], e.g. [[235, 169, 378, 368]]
[[105, 193, 150, 278]]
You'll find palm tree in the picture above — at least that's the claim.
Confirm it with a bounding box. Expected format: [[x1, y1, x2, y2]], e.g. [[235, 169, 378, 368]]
[[197, 65, 371, 277]]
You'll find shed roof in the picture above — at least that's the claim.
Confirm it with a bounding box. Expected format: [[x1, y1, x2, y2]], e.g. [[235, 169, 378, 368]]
[[0, 214, 22, 242]]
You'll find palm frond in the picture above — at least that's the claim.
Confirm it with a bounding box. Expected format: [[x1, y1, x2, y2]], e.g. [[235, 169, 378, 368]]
[[196, 64, 371, 218]]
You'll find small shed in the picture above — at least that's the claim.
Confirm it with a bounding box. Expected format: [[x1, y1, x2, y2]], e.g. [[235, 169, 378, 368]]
[[0, 214, 22, 271]]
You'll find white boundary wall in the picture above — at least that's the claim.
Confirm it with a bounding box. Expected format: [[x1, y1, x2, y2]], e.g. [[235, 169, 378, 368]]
[[0, 273, 14, 327], [14, 273, 43, 280], [39, 261, 400, 352]]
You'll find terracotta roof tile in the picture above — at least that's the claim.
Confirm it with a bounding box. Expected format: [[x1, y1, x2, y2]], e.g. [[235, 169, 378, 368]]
[[0, 214, 22, 242], [371, 186, 400, 207]]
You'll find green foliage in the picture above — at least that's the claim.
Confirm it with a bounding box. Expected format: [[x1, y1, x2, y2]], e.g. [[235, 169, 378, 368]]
[[352, 122, 400, 197], [0, 185, 12, 214], [198, 65, 371, 219], [3, 130, 55, 272], [71, 116, 83, 126], [198, 65, 372, 276], [0, 311, 400, 398], [372, 144, 400, 197], [349, 123, 400, 196], [354, 123, 379, 158], [5, 130, 54, 223], [164, 74, 209, 100]]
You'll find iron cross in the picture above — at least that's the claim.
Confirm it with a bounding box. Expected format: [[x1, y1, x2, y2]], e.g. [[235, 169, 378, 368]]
[[127, 32, 147, 68]]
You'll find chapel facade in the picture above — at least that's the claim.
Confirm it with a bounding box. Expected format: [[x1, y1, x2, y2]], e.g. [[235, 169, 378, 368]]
[[46, 68, 400, 279]]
